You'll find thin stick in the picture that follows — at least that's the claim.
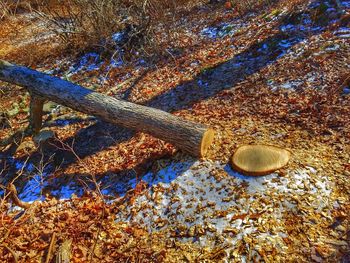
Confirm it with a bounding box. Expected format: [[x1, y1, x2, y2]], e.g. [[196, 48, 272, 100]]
[[7, 183, 31, 209], [45, 232, 57, 263]]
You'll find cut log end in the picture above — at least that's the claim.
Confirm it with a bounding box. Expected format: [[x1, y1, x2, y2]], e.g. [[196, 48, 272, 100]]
[[231, 145, 291, 176], [200, 128, 215, 158]]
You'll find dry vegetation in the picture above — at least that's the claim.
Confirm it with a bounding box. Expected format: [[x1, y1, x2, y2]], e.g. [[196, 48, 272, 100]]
[[1, 0, 350, 262], [1, 0, 208, 63], [0, 0, 284, 65]]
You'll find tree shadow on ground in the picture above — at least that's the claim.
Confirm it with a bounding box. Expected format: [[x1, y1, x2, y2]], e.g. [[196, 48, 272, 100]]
[[146, 0, 345, 111], [147, 27, 325, 112], [43, 154, 194, 200], [0, 121, 134, 198]]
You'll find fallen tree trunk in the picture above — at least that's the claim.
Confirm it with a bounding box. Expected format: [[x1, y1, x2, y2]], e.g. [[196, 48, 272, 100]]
[[0, 60, 214, 157]]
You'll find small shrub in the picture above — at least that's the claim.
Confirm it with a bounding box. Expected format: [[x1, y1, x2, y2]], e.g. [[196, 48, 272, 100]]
[[32, 0, 205, 60]]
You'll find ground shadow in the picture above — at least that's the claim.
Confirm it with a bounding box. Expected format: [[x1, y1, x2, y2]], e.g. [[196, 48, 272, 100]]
[[146, 25, 323, 112], [45, 156, 196, 201], [0, 120, 134, 200], [1, 1, 338, 200]]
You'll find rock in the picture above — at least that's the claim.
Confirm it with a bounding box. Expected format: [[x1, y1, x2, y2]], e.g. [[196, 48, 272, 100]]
[[231, 145, 291, 176], [43, 101, 59, 113], [33, 129, 55, 146]]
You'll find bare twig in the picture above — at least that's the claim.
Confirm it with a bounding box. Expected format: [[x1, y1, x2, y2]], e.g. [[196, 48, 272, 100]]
[[45, 232, 57, 263], [51, 137, 82, 163], [7, 183, 31, 209]]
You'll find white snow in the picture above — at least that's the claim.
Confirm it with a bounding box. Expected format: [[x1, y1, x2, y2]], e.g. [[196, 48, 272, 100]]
[[114, 158, 333, 248]]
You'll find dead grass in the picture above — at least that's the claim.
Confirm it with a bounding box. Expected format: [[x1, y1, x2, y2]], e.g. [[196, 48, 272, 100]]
[[0, 10, 60, 65], [31, 0, 206, 59], [0, 0, 208, 65], [0, 0, 43, 19], [0, 0, 302, 66]]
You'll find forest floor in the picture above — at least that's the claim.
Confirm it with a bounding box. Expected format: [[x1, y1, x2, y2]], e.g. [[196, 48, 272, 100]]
[[0, 0, 350, 262]]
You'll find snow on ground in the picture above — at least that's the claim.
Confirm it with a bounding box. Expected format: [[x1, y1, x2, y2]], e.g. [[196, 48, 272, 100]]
[[113, 159, 333, 255], [201, 21, 248, 39], [0, 156, 80, 202], [64, 52, 124, 77]]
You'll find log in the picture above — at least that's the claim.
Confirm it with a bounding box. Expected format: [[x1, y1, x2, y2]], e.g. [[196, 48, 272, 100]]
[[0, 60, 214, 157]]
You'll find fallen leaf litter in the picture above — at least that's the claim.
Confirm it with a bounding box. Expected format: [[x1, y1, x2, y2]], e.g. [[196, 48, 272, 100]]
[[0, 0, 350, 261]]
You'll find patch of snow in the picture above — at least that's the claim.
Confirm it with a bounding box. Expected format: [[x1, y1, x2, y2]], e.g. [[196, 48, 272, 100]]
[[281, 81, 297, 89], [326, 7, 337, 12], [201, 22, 246, 39], [274, 37, 304, 59], [257, 43, 270, 53], [280, 24, 297, 32], [201, 27, 219, 39], [112, 32, 125, 43], [3, 157, 35, 173], [333, 201, 340, 209], [55, 119, 71, 126], [50, 185, 80, 199], [341, 1, 350, 8], [324, 43, 340, 51], [268, 79, 303, 91], [114, 158, 333, 248], [132, 161, 193, 188], [279, 11, 325, 34], [111, 58, 124, 68], [51, 105, 62, 114], [309, 2, 321, 8], [334, 27, 350, 39], [197, 79, 209, 87], [306, 166, 317, 174], [279, 40, 293, 48], [311, 26, 323, 32], [0, 156, 85, 202], [137, 59, 147, 67], [20, 173, 46, 202], [67, 52, 103, 76], [305, 72, 318, 83]]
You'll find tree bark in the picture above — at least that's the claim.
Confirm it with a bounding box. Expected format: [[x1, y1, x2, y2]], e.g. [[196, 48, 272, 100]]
[[0, 60, 214, 157]]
